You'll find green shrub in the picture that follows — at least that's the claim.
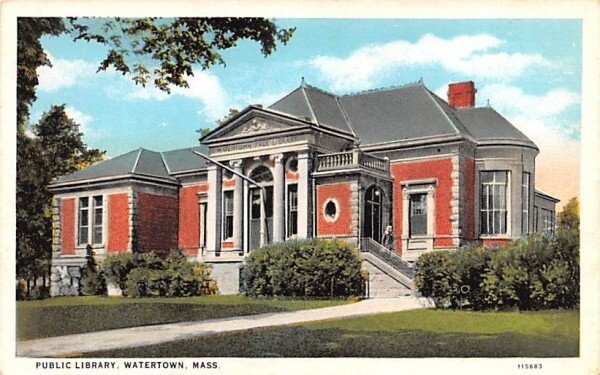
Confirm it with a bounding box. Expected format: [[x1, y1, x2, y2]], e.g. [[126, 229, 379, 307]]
[[108, 250, 217, 298], [80, 248, 107, 296], [415, 231, 579, 311], [415, 246, 491, 309], [241, 238, 365, 298]]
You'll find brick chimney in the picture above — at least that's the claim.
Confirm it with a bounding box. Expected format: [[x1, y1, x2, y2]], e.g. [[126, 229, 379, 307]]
[[447, 81, 476, 109]]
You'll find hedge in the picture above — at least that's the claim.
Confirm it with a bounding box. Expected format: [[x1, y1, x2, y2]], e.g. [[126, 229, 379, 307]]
[[103, 251, 218, 297], [415, 230, 579, 310], [240, 238, 366, 298]]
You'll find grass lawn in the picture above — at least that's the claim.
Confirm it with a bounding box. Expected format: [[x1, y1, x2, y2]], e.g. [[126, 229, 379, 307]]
[[87, 309, 579, 358], [17, 295, 350, 341]]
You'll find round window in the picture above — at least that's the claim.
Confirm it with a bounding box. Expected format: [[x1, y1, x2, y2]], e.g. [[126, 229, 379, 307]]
[[324, 200, 338, 221], [223, 169, 234, 180], [287, 157, 298, 173]]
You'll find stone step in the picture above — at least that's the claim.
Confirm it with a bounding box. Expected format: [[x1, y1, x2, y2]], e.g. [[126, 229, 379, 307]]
[[361, 257, 413, 298]]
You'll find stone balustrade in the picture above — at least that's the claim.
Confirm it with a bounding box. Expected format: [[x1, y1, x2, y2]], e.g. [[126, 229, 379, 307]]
[[316, 149, 390, 174]]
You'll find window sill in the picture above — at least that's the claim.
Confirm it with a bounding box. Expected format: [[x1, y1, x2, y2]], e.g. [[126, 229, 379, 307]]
[[479, 235, 512, 240]]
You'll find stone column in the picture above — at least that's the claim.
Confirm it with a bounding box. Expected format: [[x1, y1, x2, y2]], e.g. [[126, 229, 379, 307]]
[[206, 164, 222, 253], [272, 153, 285, 242], [297, 151, 310, 238], [230, 159, 244, 250], [243, 180, 249, 253]]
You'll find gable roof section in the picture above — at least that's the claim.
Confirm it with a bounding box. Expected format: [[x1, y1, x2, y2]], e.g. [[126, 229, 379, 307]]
[[303, 86, 354, 134], [161, 145, 208, 174], [455, 107, 535, 146], [52, 148, 142, 184], [269, 87, 316, 122], [339, 83, 462, 145], [52, 146, 209, 186]]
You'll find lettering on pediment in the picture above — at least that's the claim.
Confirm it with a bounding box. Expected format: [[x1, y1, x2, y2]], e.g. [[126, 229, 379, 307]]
[[211, 134, 314, 155]]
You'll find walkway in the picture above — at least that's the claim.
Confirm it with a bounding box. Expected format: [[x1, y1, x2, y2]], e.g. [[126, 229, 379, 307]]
[[17, 296, 433, 357]]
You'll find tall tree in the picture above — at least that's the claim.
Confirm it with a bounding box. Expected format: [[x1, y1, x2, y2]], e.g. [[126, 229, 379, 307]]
[[557, 197, 579, 233], [17, 18, 65, 130], [16, 106, 105, 294]]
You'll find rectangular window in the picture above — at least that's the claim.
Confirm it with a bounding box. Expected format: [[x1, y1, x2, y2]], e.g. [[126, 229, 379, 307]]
[[409, 193, 427, 236], [287, 184, 298, 237], [222, 191, 234, 240], [78, 197, 89, 245], [480, 171, 508, 235], [541, 208, 555, 236], [521, 173, 530, 235], [92, 195, 103, 244]]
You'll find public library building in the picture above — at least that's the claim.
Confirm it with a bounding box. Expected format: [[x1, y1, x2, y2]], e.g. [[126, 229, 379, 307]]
[[48, 80, 559, 295]]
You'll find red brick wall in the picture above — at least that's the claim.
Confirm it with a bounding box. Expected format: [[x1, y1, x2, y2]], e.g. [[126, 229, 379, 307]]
[[138, 193, 178, 254], [178, 183, 208, 255], [107, 193, 129, 253], [221, 241, 235, 249], [316, 183, 353, 236], [286, 171, 299, 181], [223, 179, 236, 188], [481, 238, 512, 247], [391, 158, 454, 252], [61, 198, 76, 254], [464, 157, 476, 240]]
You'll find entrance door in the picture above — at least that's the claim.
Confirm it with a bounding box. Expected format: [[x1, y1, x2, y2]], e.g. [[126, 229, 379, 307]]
[[409, 193, 427, 237], [249, 189, 261, 251], [364, 186, 383, 243], [249, 187, 274, 251]]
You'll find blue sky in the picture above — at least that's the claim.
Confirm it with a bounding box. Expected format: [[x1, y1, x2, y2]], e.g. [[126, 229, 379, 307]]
[[30, 18, 582, 204]]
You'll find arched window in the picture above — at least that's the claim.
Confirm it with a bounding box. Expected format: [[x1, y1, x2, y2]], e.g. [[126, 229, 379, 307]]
[[249, 165, 273, 184], [364, 186, 383, 243]]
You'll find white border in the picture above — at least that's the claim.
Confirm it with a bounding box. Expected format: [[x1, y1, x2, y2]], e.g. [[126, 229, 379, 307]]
[[1, 1, 599, 375]]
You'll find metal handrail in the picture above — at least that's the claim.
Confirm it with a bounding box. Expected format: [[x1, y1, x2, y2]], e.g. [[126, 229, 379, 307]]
[[360, 237, 415, 279]]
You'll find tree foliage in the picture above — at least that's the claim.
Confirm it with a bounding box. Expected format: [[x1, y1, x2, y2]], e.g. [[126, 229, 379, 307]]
[[17, 18, 66, 130], [69, 18, 295, 93], [557, 197, 579, 233], [16, 106, 105, 293]]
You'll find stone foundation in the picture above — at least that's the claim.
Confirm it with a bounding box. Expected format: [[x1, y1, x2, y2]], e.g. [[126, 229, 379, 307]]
[[50, 265, 82, 296], [209, 261, 241, 294]]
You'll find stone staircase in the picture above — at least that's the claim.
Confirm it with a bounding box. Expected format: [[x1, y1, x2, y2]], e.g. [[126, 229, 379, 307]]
[[360, 237, 416, 298]]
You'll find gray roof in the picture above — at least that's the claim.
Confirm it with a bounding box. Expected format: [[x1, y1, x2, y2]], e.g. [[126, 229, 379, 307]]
[[269, 85, 354, 134], [52, 145, 208, 185], [455, 107, 535, 145], [269, 81, 535, 147], [338, 83, 468, 144], [161, 145, 208, 174]]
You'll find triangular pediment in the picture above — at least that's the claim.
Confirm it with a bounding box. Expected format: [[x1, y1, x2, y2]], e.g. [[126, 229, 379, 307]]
[[205, 110, 303, 142]]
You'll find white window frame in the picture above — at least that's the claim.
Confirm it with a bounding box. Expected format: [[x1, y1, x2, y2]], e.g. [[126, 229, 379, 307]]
[[222, 190, 234, 241], [77, 194, 105, 247], [479, 171, 511, 236], [287, 183, 298, 238], [521, 172, 530, 236]]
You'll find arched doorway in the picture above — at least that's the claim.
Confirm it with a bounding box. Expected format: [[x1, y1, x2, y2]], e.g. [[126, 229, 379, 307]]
[[364, 186, 383, 243], [248, 165, 273, 251]]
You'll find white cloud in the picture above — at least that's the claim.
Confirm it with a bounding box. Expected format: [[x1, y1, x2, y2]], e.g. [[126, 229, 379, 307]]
[[37, 52, 110, 92], [309, 34, 550, 91], [65, 106, 92, 126], [477, 84, 580, 121], [65, 106, 107, 140], [126, 71, 229, 120]]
